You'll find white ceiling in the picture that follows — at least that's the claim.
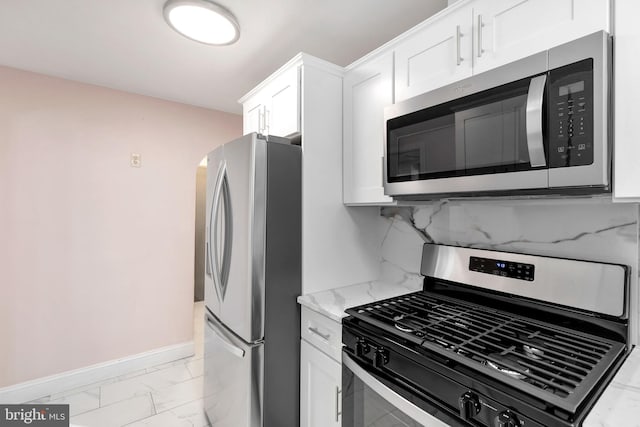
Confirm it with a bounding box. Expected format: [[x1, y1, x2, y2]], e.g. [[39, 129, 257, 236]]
[[0, 0, 447, 113]]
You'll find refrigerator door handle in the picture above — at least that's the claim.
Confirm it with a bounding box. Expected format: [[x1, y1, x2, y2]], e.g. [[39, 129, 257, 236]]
[[205, 241, 212, 278], [210, 162, 226, 302], [206, 313, 245, 359], [218, 171, 233, 298]]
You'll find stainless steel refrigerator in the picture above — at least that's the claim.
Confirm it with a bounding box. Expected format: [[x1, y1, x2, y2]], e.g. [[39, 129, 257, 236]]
[[203, 133, 302, 427]]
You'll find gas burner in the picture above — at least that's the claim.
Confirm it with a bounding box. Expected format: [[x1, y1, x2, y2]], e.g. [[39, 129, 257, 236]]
[[485, 355, 530, 380], [523, 344, 545, 360], [393, 315, 414, 333], [394, 323, 414, 333]]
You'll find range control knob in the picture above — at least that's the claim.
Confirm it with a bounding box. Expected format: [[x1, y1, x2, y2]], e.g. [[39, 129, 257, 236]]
[[496, 410, 520, 427], [355, 338, 370, 358], [458, 391, 480, 420], [373, 347, 389, 368]]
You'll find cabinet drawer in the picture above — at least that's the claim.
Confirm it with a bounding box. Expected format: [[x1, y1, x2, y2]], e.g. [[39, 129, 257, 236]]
[[301, 307, 342, 362]]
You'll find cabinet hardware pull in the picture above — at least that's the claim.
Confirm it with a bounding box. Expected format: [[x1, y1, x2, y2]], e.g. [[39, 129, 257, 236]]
[[477, 15, 484, 58], [335, 386, 342, 422], [308, 326, 331, 341], [456, 25, 463, 66]]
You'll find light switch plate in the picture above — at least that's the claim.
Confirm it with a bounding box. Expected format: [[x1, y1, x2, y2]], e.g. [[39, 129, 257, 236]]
[[130, 153, 141, 168]]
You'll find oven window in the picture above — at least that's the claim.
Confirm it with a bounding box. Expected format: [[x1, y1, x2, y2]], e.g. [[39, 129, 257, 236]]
[[341, 356, 458, 427], [387, 76, 542, 183], [342, 366, 424, 427]]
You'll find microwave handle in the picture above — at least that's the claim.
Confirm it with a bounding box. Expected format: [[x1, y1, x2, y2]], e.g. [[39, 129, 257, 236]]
[[525, 74, 547, 167]]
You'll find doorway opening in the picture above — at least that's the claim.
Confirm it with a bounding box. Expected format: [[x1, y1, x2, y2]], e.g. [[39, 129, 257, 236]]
[[194, 157, 207, 302]]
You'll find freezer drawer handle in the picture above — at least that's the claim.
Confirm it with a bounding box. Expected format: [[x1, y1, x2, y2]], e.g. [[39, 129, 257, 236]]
[[206, 316, 245, 358], [308, 326, 331, 341]]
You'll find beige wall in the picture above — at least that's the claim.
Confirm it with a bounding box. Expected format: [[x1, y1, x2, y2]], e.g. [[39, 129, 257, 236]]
[[0, 66, 242, 387]]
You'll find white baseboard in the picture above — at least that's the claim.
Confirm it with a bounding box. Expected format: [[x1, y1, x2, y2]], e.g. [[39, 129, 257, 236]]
[[0, 341, 195, 404]]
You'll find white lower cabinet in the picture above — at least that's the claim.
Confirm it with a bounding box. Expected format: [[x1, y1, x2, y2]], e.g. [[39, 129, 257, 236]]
[[300, 307, 343, 427], [300, 339, 342, 427]]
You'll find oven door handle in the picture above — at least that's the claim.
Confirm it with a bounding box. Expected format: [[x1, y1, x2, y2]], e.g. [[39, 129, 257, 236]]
[[525, 74, 547, 168], [342, 353, 449, 427]]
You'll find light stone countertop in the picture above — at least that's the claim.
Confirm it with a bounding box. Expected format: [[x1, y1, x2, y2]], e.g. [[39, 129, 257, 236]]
[[584, 347, 640, 427], [297, 279, 422, 323]]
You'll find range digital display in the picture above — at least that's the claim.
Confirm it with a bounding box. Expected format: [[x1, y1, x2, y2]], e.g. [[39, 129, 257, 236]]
[[469, 256, 534, 281]]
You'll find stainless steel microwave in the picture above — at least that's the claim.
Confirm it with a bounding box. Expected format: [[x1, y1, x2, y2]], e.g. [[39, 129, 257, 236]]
[[384, 31, 611, 200]]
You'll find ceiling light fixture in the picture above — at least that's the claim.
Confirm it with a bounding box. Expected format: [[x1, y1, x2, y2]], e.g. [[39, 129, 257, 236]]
[[163, 0, 240, 45]]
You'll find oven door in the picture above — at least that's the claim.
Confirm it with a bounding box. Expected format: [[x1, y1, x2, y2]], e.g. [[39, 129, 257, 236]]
[[342, 352, 453, 427]]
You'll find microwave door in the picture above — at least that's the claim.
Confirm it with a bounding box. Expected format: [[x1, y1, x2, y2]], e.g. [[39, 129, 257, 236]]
[[385, 79, 550, 197], [435, 76, 548, 195]]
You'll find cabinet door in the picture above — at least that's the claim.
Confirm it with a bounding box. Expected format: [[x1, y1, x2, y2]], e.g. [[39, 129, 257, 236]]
[[266, 66, 300, 137], [300, 339, 341, 427], [395, 7, 473, 102], [613, 1, 640, 200], [473, 0, 609, 74], [343, 53, 395, 205], [243, 98, 264, 135]]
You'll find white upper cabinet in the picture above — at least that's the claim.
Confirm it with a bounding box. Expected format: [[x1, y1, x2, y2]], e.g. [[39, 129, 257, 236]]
[[242, 98, 265, 135], [613, 1, 640, 200], [240, 64, 300, 137], [473, 0, 610, 74], [395, 7, 473, 102], [241, 53, 386, 294], [394, 0, 609, 103], [265, 66, 300, 137], [343, 52, 395, 205]]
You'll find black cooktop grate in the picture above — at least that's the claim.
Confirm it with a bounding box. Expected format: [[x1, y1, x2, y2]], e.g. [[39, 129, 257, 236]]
[[346, 291, 626, 413]]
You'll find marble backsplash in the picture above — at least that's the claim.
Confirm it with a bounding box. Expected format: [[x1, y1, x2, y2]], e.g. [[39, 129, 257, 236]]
[[378, 196, 640, 343]]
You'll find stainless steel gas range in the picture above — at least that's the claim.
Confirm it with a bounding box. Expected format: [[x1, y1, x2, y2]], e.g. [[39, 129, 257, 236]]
[[341, 244, 631, 427]]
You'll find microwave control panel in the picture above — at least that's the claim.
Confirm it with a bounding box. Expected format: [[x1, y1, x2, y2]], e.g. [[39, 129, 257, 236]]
[[547, 59, 594, 168]]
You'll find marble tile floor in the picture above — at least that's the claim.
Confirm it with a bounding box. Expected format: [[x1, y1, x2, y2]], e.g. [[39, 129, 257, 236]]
[[29, 302, 209, 427]]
